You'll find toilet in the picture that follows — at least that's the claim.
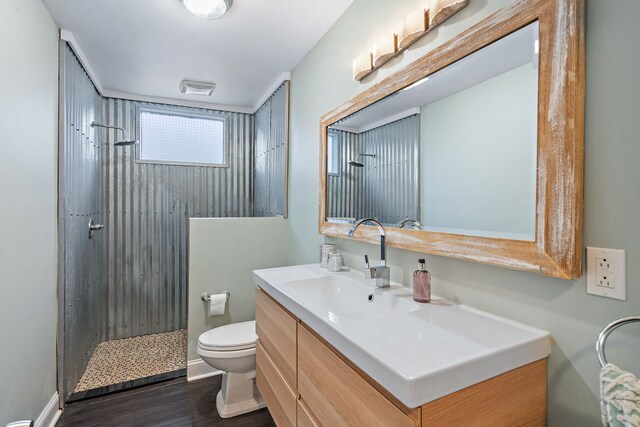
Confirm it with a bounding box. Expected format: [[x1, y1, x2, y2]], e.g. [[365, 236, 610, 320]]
[[197, 320, 266, 418]]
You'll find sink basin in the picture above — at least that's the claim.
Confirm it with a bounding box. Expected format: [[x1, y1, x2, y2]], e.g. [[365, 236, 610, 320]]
[[286, 274, 419, 321], [253, 264, 550, 408]]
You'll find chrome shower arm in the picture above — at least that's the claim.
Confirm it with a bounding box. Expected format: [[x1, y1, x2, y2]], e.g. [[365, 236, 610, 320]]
[[90, 121, 130, 140]]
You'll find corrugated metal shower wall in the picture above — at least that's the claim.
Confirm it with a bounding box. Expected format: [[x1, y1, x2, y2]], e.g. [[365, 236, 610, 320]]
[[327, 115, 420, 224], [59, 43, 108, 398], [254, 81, 289, 217], [102, 99, 254, 340], [327, 130, 363, 219]]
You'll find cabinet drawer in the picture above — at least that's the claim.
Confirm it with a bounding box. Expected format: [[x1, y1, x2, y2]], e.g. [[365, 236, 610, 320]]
[[298, 325, 419, 427], [255, 287, 297, 391], [256, 341, 297, 427], [297, 399, 320, 427], [422, 359, 547, 426]]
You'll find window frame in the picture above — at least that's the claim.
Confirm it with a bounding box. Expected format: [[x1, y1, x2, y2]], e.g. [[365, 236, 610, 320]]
[[135, 105, 230, 168], [327, 131, 341, 177]]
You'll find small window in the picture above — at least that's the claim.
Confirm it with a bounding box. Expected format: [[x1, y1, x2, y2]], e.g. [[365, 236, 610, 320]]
[[137, 107, 228, 167], [327, 132, 341, 176]]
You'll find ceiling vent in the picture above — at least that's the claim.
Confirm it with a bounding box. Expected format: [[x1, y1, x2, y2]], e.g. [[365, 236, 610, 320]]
[[179, 80, 216, 96]]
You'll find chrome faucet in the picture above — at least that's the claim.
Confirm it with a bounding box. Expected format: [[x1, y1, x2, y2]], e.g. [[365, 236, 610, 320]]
[[398, 217, 422, 229], [347, 218, 390, 288]]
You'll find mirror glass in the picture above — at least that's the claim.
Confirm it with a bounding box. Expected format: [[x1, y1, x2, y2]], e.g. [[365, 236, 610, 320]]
[[327, 22, 539, 240]]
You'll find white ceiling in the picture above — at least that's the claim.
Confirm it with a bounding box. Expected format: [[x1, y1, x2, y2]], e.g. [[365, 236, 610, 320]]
[[41, 0, 353, 111]]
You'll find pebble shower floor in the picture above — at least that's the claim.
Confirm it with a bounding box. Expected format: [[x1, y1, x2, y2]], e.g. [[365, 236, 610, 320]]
[[74, 329, 187, 392]]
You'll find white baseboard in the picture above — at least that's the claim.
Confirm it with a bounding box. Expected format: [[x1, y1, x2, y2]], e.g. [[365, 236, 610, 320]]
[[35, 393, 61, 427], [187, 358, 222, 382]]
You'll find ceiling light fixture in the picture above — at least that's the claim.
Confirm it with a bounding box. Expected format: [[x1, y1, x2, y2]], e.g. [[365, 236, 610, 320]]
[[182, 0, 233, 20], [180, 80, 216, 96]]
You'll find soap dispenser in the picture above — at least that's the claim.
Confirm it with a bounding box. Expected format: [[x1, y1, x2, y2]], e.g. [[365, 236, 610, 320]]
[[413, 258, 431, 302]]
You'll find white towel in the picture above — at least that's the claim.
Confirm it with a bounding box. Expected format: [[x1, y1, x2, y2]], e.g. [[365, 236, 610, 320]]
[[600, 363, 640, 426]]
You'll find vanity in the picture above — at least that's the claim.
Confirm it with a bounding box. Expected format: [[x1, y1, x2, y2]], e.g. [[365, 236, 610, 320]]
[[253, 265, 550, 426], [253, 0, 584, 424]]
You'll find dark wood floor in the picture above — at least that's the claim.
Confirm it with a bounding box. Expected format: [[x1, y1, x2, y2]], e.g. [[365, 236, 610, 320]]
[[56, 375, 275, 427]]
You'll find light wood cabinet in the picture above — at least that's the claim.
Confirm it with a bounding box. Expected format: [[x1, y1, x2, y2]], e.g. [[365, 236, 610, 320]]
[[255, 288, 297, 391], [257, 341, 297, 427], [255, 287, 547, 427], [297, 399, 320, 427], [421, 358, 547, 426], [298, 325, 420, 427]]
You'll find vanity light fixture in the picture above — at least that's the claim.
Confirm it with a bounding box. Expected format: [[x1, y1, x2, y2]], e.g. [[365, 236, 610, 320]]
[[352, 0, 469, 82], [182, 0, 233, 20], [180, 79, 216, 96], [353, 53, 373, 81], [430, 0, 469, 27], [398, 8, 429, 50], [372, 34, 398, 68]]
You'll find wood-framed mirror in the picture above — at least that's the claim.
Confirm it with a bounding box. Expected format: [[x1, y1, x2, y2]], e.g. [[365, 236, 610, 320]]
[[319, 0, 584, 279]]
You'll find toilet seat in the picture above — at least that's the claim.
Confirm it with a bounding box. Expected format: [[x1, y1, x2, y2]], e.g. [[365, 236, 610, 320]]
[[197, 346, 256, 359], [198, 320, 256, 351]]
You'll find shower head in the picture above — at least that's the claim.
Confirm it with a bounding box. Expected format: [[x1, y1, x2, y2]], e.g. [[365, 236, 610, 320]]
[[114, 140, 138, 147], [91, 121, 138, 147], [348, 153, 375, 167]]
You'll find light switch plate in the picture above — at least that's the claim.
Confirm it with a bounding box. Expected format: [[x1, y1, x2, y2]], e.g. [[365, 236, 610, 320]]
[[586, 247, 626, 300]]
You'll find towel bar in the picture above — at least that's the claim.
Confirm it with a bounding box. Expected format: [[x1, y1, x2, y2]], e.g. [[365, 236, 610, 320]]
[[596, 316, 640, 367]]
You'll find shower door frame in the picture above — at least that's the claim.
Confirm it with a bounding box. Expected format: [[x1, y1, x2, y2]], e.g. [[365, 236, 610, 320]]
[[56, 39, 65, 410], [56, 39, 109, 406]]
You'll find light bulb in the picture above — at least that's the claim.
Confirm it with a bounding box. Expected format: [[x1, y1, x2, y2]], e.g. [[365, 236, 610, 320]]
[[183, 0, 232, 20]]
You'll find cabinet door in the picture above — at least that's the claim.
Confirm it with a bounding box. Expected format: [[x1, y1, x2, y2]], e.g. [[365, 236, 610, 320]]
[[298, 325, 420, 427], [255, 287, 297, 391], [297, 399, 320, 427], [257, 341, 297, 427]]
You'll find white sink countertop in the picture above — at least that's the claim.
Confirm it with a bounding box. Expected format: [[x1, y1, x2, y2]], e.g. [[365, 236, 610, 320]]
[[253, 264, 550, 408]]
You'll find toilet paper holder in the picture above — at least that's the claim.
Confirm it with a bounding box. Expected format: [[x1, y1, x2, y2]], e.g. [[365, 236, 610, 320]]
[[201, 291, 230, 302]]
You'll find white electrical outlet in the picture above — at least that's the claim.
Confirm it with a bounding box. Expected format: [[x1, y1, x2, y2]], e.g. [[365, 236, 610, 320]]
[[587, 247, 626, 300]]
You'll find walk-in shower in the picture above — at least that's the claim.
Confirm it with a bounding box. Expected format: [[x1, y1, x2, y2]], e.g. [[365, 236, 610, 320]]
[[58, 44, 188, 402], [327, 116, 420, 225], [58, 42, 289, 403]]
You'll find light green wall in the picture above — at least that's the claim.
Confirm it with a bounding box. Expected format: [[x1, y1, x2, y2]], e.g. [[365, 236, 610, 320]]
[[288, 0, 640, 425], [0, 0, 59, 423], [421, 63, 537, 239], [188, 218, 293, 360]]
